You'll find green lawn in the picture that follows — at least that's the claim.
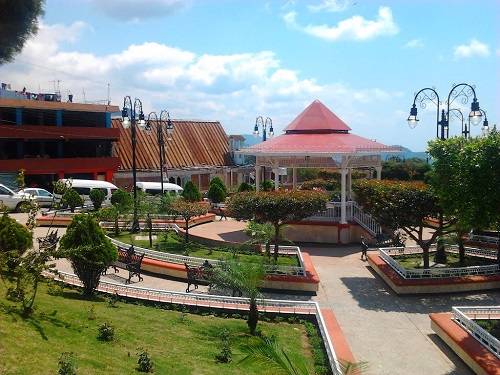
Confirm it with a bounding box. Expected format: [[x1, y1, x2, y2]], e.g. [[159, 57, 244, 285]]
[[393, 252, 495, 269], [109, 231, 300, 267], [0, 282, 315, 375], [475, 319, 500, 340]]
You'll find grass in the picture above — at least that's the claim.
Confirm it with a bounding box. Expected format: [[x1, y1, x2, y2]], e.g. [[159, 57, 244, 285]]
[[475, 319, 500, 340], [109, 231, 300, 267], [0, 281, 316, 375], [393, 252, 495, 269]]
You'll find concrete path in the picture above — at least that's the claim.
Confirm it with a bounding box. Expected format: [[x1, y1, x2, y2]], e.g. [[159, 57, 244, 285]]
[[188, 217, 250, 243]]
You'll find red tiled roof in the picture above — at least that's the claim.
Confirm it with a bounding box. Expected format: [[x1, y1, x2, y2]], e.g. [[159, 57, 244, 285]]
[[284, 99, 351, 133], [112, 119, 232, 170], [244, 133, 392, 155]]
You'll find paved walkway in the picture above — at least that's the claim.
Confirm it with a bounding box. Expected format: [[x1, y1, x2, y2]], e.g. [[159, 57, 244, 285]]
[[13, 213, 500, 374]]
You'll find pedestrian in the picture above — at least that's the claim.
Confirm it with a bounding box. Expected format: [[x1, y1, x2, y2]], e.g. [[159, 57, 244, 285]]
[[360, 236, 369, 261]]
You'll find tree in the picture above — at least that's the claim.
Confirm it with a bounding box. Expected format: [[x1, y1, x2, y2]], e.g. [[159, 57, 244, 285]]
[[245, 221, 274, 258], [62, 188, 83, 213], [89, 188, 106, 211], [171, 199, 208, 243], [0, 213, 33, 272], [353, 179, 453, 268], [137, 192, 159, 247], [110, 189, 133, 234], [59, 214, 117, 295], [207, 184, 226, 204], [227, 191, 328, 261], [382, 157, 431, 181], [209, 176, 227, 194], [182, 181, 201, 202], [260, 180, 274, 192], [210, 261, 264, 335], [237, 182, 254, 192], [428, 132, 500, 264], [0, 0, 45, 64]]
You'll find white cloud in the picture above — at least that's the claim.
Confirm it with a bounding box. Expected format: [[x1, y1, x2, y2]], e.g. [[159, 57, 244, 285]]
[[308, 0, 350, 13], [454, 39, 490, 59], [404, 39, 424, 49], [0, 20, 401, 135], [283, 6, 399, 42], [88, 0, 187, 21]]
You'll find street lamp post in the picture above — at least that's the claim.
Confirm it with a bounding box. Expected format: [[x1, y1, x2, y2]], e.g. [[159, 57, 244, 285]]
[[253, 116, 274, 186], [146, 111, 174, 194], [122, 96, 146, 233]]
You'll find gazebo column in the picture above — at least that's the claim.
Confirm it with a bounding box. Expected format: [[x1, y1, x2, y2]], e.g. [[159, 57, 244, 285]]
[[347, 168, 352, 200], [255, 165, 261, 191], [292, 167, 297, 189], [274, 169, 279, 190], [375, 165, 382, 180], [339, 168, 349, 244]]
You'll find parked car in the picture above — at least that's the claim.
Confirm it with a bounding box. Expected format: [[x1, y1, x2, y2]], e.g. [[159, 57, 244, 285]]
[[56, 179, 118, 206], [0, 184, 33, 212], [18, 188, 55, 208], [136, 181, 183, 196]]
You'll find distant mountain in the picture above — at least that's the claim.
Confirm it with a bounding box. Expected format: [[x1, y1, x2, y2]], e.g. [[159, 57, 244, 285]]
[[382, 145, 427, 161], [239, 134, 265, 147]]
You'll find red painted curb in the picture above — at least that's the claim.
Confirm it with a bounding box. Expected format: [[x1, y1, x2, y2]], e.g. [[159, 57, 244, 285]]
[[430, 313, 500, 375], [321, 309, 356, 364]]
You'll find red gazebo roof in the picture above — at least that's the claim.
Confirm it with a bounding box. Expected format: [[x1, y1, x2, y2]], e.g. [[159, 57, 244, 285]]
[[241, 100, 397, 156]]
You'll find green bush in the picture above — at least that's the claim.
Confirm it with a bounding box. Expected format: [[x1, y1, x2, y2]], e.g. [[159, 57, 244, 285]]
[[97, 322, 115, 342], [260, 180, 274, 192], [62, 188, 83, 213], [237, 182, 254, 192], [59, 214, 117, 295], [207, 184, 226, 203], [182, 181, 201, 202], [110, 189, 132, 210], [0, 213, 32, 256], [215, 328, 232, 363], [58, 352, 77, 375], [89, 188, 106, 210], [137, 349, 154, 373], [209, 177, 227, 193], [300, 178, 338, 191]]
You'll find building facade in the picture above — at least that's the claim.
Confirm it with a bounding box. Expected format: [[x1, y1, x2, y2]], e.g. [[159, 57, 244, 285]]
[[0, 88, 120, 189]]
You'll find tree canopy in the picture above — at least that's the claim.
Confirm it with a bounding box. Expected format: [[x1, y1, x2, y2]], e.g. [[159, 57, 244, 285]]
[[382, 157, 431, 181], [0, 0, 45, 64], [182, 181, 202, 202]]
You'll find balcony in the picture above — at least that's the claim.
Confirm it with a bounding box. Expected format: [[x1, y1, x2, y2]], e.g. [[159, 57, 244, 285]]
[[0, 157, 121, 174], [0, 125, 120, 140]]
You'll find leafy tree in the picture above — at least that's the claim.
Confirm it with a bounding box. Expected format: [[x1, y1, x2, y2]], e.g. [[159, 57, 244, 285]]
[[353, 180, 453, 268], [89, 188, 106, 211], [62, 188, 83, 213], [171, 199, 208, 243], [207, 183, 226, 204], [300, 179, 338, 191], [137, 191, 159, 247], [260, 180, 275, 192], [428, 132, 500, 264], [209, 176, 227, 194], [182, 181, 201, 202], [59, 214, 117, 295], [228, 191, 328, 261], [158, 192, 177, 214], [17, 169, 26, 190], [382, 157, 431, 181], [237, 182, 254, 192], [245, 221, 275, 258], [210, 261, 264, 335], [0, 213, 33, 258], [110, 189, 133, 234], [0, 0, 45, 64]]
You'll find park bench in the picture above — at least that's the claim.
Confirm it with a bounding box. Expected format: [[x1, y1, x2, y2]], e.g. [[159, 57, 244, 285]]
[[185, 262, 215, 293], [107, 245, 145, 284], [37, 230, 60, 251]]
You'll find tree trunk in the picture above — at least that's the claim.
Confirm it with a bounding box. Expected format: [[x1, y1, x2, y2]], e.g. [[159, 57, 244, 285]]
[[184, 219, 189, 244], [148, 215, 153, 248], [434, 213, 447, 264], [421, 241, 430, 269], [457, 236, 465, 265], [247, 298, 259, 335], [273, 223, 280, 262], [114, 215, 119, 237], [265, 241, 271, 258]]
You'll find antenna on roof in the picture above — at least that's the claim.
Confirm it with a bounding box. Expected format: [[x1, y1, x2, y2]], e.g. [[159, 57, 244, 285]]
[[107, 83, 111, 105]]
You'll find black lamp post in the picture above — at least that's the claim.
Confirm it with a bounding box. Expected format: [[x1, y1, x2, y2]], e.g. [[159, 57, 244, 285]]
[[122, 96, 146, 233], [253, 116, 274, 142], [407, 83, 483, 140], [146, 111, 174, 195]]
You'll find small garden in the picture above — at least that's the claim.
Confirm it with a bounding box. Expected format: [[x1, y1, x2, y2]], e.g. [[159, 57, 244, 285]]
[[392, 251, 495, 269], [475, 319, 500, 340]]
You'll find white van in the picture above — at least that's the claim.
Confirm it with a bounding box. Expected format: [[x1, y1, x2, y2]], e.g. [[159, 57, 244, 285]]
[[57, 179, 118, 205], [136, 181, 183, 196]]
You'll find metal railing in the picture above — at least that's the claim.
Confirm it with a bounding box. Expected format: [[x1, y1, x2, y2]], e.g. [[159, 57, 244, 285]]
[[44, 270, 341, 374], [100, 221, 180, 233], [469, 234, 500, 245], [452, 306, 500, 359], [107, 236, 306, 277], [350, 201, 382, 236], [379, 246, 500, 279]]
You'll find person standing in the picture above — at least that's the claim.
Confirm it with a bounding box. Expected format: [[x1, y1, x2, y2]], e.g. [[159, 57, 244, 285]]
[[360, 236, 369, 261]]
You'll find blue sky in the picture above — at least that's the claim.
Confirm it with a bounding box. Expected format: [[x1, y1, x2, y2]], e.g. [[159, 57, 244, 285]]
[[1, 0, 498, 150]]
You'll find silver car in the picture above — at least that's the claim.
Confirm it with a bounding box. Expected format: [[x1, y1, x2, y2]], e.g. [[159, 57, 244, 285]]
[[0, 184, 32, 212], [18, 188, 55, 208]]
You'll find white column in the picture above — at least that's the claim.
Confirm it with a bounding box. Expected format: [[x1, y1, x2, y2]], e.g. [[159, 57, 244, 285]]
[[255, 165, 261, 191], [197, 174, 201, 190], [340, 168, 347, 224], [375, 165, 382, 180], [292, 167, 297, 189], [347, 168, 352, 200], [274, 169, 279, 190]]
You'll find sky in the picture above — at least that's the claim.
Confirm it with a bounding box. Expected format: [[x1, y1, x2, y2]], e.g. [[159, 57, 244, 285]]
[[1, 0, 498, 151]]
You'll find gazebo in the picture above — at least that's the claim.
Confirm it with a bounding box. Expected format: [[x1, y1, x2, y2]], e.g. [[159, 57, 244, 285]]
[[238, 100, 398, 243]]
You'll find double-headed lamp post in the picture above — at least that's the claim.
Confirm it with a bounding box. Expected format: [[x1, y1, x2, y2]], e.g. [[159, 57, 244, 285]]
[[146, 111, 174, 194], [407, 83, 483, 140], [122, 96, 146, 232], [253, 116, 274, 141]]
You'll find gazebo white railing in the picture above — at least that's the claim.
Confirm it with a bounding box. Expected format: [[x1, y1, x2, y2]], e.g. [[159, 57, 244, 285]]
[[452, 306, 500, 358], [44, 271, 342, 375]]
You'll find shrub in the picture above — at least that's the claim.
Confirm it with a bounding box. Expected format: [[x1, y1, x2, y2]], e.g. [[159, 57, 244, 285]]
[[215, 328, 232, 363], [137, 348, 154, 373], [260, 180, 274, 192], [89, 188, 106, 210], [59, 214, 117, 295], [58, 352, 77, 375], [62, 188, 83, 213], [209, 177, 227, 193], [300, 178, 338, 191], [182, 181, 201, 202], [207, 184, 226, 204], [237, 182, 254, 192], [0, 213, 32, 256], [110, 189, 132, 211], [97, 322, 115, 341]]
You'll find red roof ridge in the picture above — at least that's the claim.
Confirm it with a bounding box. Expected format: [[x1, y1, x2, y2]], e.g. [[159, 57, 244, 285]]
[[284, 99, 351, 133]]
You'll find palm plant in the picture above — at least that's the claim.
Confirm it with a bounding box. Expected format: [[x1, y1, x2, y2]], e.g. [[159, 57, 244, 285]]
[[245, 221, 274, 258]]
